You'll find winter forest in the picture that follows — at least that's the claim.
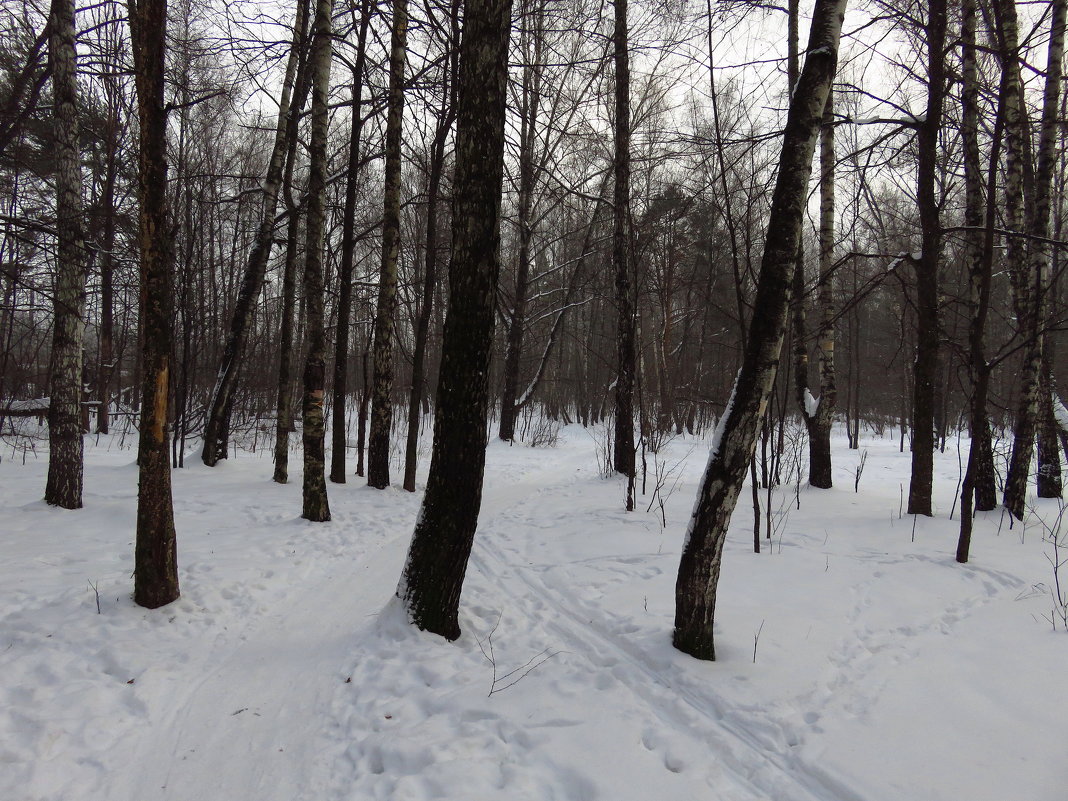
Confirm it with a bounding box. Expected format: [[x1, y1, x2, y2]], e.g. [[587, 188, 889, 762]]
[[2, 0, 1067, 798]]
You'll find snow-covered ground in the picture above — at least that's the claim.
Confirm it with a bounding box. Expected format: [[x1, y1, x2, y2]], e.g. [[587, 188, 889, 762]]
[[1, 422, 1065, 801]]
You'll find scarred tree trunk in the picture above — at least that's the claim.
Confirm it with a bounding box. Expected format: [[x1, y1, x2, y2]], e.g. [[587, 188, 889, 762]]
[[612, 0, 636, 498], [367, 0, 408, 489], [674, 0, 845, 661], [907, 0, 946, 517], [45, 0, 87, 509], [329, 0, 372, 484], [300, 0, 334, 521], [130, 0, 179, 608], [397, 0, 511, 639], [201, 0, 310, 466]]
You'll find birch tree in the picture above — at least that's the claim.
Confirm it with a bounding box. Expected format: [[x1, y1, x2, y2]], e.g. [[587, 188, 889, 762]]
[[44, 0, 87, 509], [300, 0, 334, 521], [674, 0, 846, 661]]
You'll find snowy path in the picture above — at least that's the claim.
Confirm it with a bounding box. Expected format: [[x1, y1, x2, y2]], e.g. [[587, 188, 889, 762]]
[[116, 521, 411, 801], [469, 451, 859, 801]]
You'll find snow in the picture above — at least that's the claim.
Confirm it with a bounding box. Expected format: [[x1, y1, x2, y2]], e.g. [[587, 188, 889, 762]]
[[1053, 393, 1068, 434], [804, 388, 820, 418], [1, 424, 1065, 801]]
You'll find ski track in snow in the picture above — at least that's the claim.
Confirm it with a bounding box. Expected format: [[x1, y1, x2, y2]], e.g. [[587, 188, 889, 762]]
[[2, 427, 1065, 801], [468, 455, 856, 801]]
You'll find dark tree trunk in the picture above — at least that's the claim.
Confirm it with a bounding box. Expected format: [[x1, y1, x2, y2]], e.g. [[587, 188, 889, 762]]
[[403, 0, 458, 492], [356, 344, 370, 477], [272, 200, 303, 484], [329, 0, 372, 484], [129, 0, 179, 608], [674, 0, 844, 661], [45, 0, 87, 509], [300, 0, 334, 522], [397, 0, 511, 640], [1036, 365, 1062, 497], [95, 92, 120, 436], [201, 0, 309, 466], [907, 0, 946, 517], [612, 0, 636, 494], [367, 0, 408, 489], [958, 95, 1003, 560], [499, 0, 543, 443], [957, 0, 1000, 538], [792, 88, 836, 491], [272, 17, 313, 485]]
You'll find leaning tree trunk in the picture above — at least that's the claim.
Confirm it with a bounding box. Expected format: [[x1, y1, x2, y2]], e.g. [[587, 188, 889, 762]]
[[45, 0, 88, 510], [129, 0, 179, 608], [300, 0, 334, 522], [674, 0, 845, 661], [201, 0, 309, 466], [367, 0, 408, 489], [906, 0, 946, 517], [397, 0, 511, 640], [612, 0, 636, 499], [329, 0, 372, 484]]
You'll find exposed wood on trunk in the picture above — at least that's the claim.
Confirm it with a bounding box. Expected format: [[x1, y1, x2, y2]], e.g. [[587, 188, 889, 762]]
[[130, 0, 179, 608]]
